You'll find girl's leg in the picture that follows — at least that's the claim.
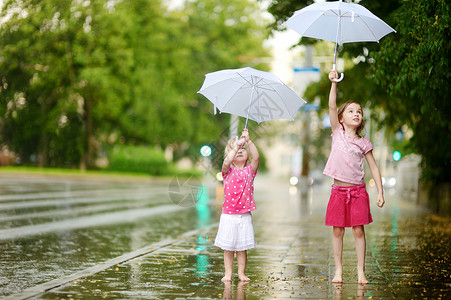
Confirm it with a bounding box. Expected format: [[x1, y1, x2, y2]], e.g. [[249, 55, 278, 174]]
[[236, 250, 250, 281], [332, 226, 345, 283], [222, 250, 234, 282], [352, 225, 368, 284]]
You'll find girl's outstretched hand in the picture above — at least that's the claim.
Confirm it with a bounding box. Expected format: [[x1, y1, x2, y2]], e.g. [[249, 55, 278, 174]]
[[240, 128, 250, 142], [376, 194, 385, 208], [329, 70, 338, 82], [235, 136, 245, 147]]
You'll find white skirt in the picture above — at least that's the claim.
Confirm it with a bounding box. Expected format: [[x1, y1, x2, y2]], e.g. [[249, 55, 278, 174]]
[[214, 212, 255, 251]]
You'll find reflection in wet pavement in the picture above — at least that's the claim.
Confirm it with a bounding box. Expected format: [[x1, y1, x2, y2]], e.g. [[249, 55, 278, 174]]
[[0, 176, 207, 296], [1, 174, 450, 299]]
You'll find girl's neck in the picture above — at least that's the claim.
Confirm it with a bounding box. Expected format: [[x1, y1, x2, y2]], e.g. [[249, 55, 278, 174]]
[[233, 162, 246, 170], [341, 124, 359, 138]]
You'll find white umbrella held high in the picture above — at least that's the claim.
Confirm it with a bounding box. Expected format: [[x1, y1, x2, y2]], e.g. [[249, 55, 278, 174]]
[[284, 0, 396, 82]]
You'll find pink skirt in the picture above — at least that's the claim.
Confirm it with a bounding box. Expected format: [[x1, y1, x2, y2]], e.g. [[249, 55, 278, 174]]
[[325, 184, 373, 227]]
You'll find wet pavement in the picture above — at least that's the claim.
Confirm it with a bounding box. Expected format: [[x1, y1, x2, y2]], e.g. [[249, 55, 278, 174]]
[[0, 172, 450, 299]]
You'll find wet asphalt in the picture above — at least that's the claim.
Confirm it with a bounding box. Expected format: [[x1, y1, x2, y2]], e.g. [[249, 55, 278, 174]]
[[0, 172, 450, 299]]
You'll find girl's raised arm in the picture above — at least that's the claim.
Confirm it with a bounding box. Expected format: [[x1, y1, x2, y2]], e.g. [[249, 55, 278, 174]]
[[248, 141, 260, 174], [328, 70, 340, 133], [222, 141, 240, 175], [241, 129, 260, 173]]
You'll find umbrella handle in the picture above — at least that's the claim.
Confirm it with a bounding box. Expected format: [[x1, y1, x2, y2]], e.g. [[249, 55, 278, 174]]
[[332, 72, 344, 82], [332, 64, 344, 82]]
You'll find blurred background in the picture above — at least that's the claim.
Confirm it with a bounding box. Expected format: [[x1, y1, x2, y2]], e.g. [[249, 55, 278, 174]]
[[0, 0, 449, 214]]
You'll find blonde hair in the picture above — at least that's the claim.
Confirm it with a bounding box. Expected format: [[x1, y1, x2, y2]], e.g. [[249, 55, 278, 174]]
[[224, 137, 251, 165], [337, 101, 365, 137]]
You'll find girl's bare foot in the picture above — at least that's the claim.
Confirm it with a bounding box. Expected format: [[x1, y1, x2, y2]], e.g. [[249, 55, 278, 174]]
[[332, 271, 343, 283], [221, 275, 232, 282], [238, 274, 250, 282], [358, 272, 368, 284]]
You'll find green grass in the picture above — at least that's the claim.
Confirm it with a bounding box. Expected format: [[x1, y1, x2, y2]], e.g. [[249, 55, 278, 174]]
[[0, 166, 202, 180]]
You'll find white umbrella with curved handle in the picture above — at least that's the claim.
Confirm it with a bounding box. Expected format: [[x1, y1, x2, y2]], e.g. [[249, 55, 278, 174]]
[[284, 0, 396, 82]]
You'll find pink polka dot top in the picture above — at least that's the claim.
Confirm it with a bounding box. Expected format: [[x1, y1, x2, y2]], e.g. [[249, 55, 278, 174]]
[[221, 164, 257, 214]]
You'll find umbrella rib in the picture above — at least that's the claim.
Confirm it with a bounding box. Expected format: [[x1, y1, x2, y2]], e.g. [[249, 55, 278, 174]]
[[257, 86, 275, 91], [237, 72, 255, 87], [335, 11, 380, 42], [358, 17, 380, 41], [260, 85, 295, 122], [254, 77, 265, 86], [339, 11, 380, 42], [221, 87, 249, 112], [230, 78, 252, 87], [272, 88, 294, 119], [300, 9, 340, 41], [237, 72, 270, 89], [257, 90, 261, 124]]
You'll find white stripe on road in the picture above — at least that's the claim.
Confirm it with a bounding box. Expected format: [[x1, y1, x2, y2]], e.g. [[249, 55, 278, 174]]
[[0, 187, 167, 202], [0, 191, 167, 210], [0, 201, 156, 222], [0, 204, 185, 240]]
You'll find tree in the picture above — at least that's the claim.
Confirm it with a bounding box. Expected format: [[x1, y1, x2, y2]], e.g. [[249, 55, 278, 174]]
[[0, 0, 270, 169], [371, 0, 451, 183], [0, 0, 136, 168]]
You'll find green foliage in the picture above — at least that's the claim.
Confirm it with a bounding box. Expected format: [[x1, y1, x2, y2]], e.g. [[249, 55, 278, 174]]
[[107, 145, 169, 175], [0, 0, 270, 171], [266, 0, 313, 30], [371, 0, 451, 183]]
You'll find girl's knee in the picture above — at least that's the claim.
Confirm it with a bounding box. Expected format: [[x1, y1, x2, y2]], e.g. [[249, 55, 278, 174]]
[[352, 226, 365, 238], [333, 227, 345, 238]]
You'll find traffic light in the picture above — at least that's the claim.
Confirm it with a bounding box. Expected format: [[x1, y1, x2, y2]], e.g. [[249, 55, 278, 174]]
[[393, 151, 401, 162], [200, 145, 212, 157]]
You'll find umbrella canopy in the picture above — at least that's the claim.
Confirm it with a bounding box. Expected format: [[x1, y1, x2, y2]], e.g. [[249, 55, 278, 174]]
[[283, 0, 395, 81], [198, 67, 306, 128]]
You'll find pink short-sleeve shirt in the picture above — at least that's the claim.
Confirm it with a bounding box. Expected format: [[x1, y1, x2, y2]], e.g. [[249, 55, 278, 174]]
[[323, 126, 373, 185], [222, 164, 257, 214]]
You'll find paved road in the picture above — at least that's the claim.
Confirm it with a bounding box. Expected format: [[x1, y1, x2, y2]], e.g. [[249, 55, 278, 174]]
[[0, 174, 208, 297], [0, 173, 450, 299]]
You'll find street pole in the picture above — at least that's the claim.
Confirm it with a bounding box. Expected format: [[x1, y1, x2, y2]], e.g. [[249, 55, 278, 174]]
[[300, 46, 313, 195], [229, 115, 238, 140], [300, 109, 310, 195]]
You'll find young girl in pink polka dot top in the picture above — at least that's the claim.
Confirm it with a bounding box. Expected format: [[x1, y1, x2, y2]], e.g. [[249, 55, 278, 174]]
[[214, 128, 260, 283]]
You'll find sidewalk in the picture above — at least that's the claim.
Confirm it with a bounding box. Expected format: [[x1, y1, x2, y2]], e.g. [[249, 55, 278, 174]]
[[6, 175, 450, 299]]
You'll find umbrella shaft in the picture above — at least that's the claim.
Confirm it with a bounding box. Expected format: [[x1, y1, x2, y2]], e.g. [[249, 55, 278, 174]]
[[245, 86, 255, 129], [333, 7, 342, 70]]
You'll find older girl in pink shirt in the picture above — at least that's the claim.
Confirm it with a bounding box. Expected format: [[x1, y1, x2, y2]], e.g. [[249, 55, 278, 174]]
[[214, 128, 259, 282], [323, 70, 385, 284]]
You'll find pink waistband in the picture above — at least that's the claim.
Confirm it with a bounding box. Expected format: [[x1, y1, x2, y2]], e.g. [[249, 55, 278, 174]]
[[331, 183, 366, 191], [331, 183, 366, 204]]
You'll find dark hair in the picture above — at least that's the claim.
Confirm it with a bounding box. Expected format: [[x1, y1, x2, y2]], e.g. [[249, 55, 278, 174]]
[[337, 101, 365, 137]]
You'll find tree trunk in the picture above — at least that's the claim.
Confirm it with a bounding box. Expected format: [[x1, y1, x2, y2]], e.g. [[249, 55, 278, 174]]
[[38, 100, 48, 168], [80, 95, 93, 170]]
